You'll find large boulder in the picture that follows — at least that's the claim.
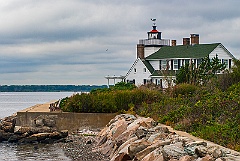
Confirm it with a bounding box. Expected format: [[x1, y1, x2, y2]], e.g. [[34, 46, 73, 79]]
[[141, 148, 164, 161], [136, 139, 172, 160], [128, 139, 150, 159], [8, 134, 25, 143], [162, 142, 187, 160], [0, 130, 14, 141]]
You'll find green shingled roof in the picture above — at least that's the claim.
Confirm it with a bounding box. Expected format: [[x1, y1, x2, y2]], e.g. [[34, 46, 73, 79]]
[[146, 43, 221, 59]]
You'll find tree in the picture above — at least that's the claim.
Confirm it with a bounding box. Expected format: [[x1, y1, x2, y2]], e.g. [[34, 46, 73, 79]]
[[176, 55, 226, 85], [231, 59, 240, 83]]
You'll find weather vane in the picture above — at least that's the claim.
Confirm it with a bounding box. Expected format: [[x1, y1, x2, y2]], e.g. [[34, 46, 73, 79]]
[[151, 18, 156, 26]]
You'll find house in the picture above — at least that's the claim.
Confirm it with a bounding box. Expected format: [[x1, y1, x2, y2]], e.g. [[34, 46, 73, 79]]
[[125, 20, 235, 88]]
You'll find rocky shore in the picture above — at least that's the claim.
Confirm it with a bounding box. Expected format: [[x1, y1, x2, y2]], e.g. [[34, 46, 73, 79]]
[[1, 113, 240, 161], [94, 114, 240, 161], [59, 129, 110, 161], [0, 115, 68, 144], [56, 114, 240, 161]]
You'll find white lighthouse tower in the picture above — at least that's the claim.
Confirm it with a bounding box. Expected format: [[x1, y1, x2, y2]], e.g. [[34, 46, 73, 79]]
[[137, 19, 170, 59]]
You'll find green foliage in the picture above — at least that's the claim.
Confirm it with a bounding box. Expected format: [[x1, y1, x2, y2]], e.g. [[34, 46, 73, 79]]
[[176, 63, 197, 84], [90, 82, 136, 93], [198, 55, 226, 85], [217, 59, 240, 91], [60, 87, 162, 113], [172, 83, 198, 97], [113, 82, 136, 90], [176, 56, 226, 85]]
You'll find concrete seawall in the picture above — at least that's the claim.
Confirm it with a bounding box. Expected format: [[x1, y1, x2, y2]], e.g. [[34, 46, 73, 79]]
[[16, 102, 116, 132]]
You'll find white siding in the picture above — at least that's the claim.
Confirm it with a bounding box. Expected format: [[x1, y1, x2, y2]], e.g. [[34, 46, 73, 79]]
[[126, 59, 152, 86], [149, 60, 159, 70], [144, 46, 161, 58], [209, 45, 231, 59], [209, 44, 234, 69]]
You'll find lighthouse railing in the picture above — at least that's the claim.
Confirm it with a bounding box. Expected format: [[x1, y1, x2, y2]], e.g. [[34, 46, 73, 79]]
[[139, 39, 170, 46]]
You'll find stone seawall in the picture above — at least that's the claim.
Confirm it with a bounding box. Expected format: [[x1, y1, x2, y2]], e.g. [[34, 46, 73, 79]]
[[16, 111, 116, 132]]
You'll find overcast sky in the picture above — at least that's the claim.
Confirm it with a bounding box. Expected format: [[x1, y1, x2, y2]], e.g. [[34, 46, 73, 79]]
[[0, 0, 240, 85]]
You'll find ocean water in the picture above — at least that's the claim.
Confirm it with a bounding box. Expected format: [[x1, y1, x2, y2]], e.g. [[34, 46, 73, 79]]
[[0, 92, 74, 119], [0, 92, 74, 161]]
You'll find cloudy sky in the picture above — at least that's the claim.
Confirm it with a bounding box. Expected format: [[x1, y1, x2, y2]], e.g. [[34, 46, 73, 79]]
[[0, 0, 240, 85]]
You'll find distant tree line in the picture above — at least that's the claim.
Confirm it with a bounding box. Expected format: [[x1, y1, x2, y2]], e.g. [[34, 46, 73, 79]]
[[0, 85, 107, 92]]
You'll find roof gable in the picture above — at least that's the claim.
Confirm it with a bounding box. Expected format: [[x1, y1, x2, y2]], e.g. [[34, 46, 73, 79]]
[[146, 43, 221, 59], [142, 60, 154, 73], [125, 58, 154, 77]]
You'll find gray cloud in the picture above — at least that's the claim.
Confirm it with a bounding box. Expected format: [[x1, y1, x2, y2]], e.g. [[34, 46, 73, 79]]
[[0, 0, 240, 85]]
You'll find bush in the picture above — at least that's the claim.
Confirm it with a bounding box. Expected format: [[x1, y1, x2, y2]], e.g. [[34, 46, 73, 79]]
[[172, 83, 198, 97]]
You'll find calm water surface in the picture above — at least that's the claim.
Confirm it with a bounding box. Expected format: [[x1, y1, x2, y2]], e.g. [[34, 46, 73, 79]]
[[0, 92, 74, 161], [0, 92, 74, 118]]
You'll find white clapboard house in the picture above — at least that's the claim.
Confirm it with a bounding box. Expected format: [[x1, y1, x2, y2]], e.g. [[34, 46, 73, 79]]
[[125, 21, 235, 88]]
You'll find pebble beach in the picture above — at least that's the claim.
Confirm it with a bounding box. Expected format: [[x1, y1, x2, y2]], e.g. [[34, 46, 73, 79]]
[[58, 130, 109, 161]]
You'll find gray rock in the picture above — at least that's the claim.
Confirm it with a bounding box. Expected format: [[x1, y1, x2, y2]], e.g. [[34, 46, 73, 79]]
[[163, 142, 187, 160], [135, 126, 148, 139], [128, 139, 150, 159], [195, 146, 208, 157], [40, 138, 54, 144], [19, 135, 38, 143], [1, 130, 13, 141], [153, 125, 170, 133], [8, 134, 24, 143], [184, 141, 208, 156], [212, 147, 224, 158], [60, 130, 68, 138]]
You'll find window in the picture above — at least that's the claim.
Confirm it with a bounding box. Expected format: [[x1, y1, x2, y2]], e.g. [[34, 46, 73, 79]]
[[178, 59, 181, 69], [134, 68, 137, 73], [173, 59, 178, 70], [144, 79, 147, 84], [185, 59, 190, 65], [143, 68, 146, 72], [161, 60, 167, 70], [197, 59, 202, 67], [222, 59, 228, 68]]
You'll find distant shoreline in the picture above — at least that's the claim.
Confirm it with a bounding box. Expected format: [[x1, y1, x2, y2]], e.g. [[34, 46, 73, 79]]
[[0, 85, 107, 92]]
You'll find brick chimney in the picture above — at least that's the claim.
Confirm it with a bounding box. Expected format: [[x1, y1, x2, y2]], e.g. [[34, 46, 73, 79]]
[[183, 38, 190, 45], [172, 40, 176, 46], [137, 44, 145, 59], [191, 34, 199, 45]]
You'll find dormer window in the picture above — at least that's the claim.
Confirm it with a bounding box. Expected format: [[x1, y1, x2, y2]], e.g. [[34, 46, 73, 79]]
[[143, 68, 147, 72]]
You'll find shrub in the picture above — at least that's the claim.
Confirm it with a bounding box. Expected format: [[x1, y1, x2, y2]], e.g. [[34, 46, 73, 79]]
[[172, 83, 198, 97]]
